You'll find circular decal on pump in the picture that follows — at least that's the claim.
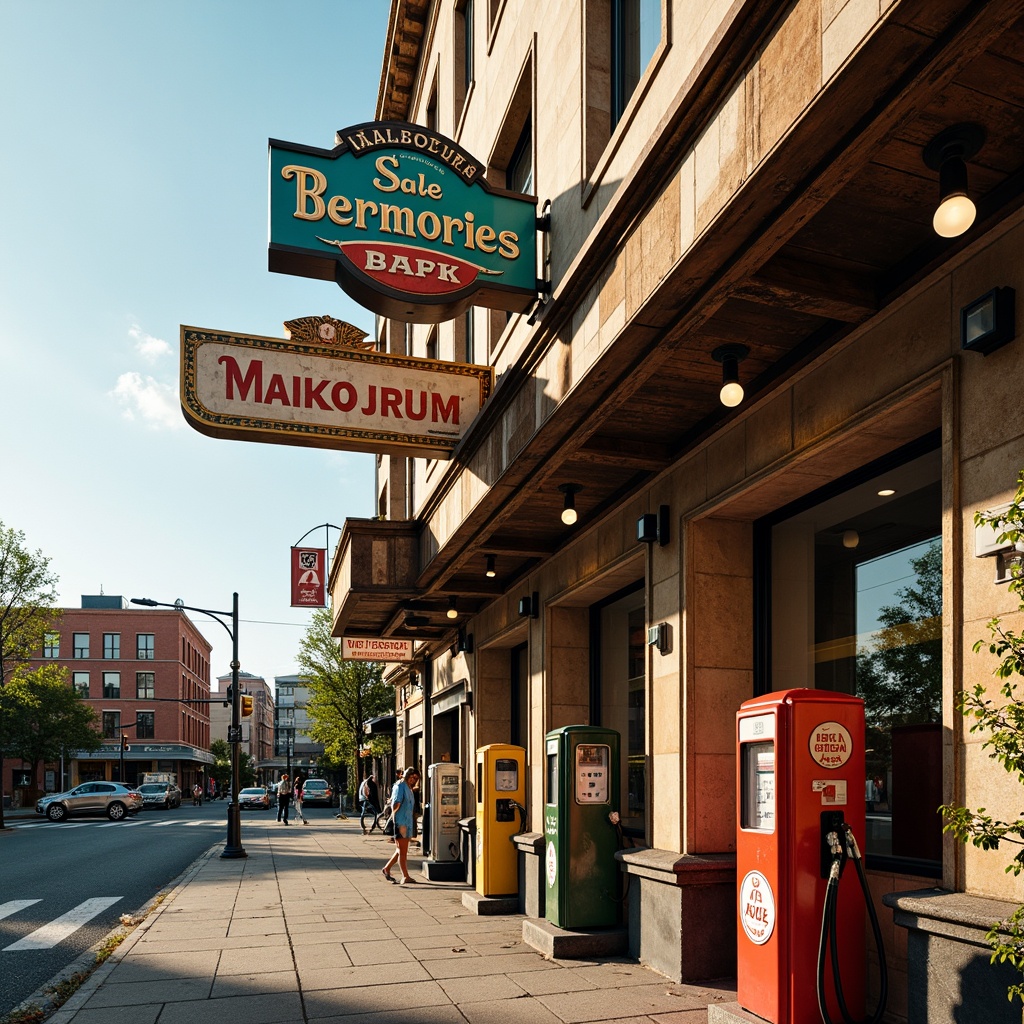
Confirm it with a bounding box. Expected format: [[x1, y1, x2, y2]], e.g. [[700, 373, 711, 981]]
[[739, 871, 775, 945], [809, 721, 854, 769], [546, 841, 557, 887]]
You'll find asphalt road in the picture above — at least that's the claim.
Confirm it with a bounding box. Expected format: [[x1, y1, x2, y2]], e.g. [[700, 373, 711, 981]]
[[0, 797, 296, 1017]]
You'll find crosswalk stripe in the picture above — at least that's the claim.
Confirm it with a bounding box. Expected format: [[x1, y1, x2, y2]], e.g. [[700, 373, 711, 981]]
[[3, 898, 123, 951], [0, 900, 42, 922]]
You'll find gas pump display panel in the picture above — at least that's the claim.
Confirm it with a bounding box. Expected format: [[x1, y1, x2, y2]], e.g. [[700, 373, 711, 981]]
[[575, 743, 610, 803], [494, 759, 518, 791]]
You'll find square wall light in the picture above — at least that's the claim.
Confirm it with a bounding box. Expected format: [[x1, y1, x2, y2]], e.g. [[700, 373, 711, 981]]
[[961, 287, 1015, 355]]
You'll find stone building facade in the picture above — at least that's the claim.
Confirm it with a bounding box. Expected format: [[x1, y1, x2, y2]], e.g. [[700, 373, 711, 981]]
[[329, 2, 1024, 1020]]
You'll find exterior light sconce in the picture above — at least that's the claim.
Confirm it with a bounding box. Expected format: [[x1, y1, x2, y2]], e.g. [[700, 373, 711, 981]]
[[637, 505, 671, 546], [484, 554, 496, 577], [446, 596, 459, 620], [961, 287, 1015, 355], [647, 622, 671, 655], [923, 123, 984, 238], [712, 344, 749, 407], [842, 530, 860, 549], [559, 483, 583, 525], [975, 500, 1024, 584], [519, 591, 540, 618], [458, 629, 474, 654], [409, 672, 421, 690]]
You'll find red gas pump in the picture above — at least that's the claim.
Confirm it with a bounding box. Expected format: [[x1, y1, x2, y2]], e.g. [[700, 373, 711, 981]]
[[735, 689, 887, 1024]]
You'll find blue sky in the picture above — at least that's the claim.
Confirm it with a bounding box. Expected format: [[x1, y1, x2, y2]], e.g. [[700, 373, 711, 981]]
[[0, 3, 390, 682]]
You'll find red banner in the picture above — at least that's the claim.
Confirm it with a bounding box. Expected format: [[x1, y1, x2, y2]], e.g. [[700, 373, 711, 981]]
[[291, 547, 326, 607]]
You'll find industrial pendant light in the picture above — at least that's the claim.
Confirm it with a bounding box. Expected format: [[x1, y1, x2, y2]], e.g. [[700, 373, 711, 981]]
[[558, 483, 583, 525], [712, 344, 750, 407]]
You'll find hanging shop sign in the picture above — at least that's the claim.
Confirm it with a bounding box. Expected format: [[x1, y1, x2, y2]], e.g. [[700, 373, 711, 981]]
[[180, 316, 493, 459], [343, 637, 415, 662], [268, 121, 538, 322], [290, 547, 326, 608]]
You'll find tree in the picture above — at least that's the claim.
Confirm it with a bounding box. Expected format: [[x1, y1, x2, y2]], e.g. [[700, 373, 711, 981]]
[[0, 521, 60, 829], [296, 608, 393, 795], [941, 470, 1024, 1003], [209, 738, 255, 791], [0, 665, 101, 800]]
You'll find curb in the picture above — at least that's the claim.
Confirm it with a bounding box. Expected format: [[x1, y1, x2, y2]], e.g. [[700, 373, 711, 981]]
[[4, 843, 222, 1024]]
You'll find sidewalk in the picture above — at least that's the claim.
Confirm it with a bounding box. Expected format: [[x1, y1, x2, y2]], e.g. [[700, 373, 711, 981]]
[[44, 816, 736, 1024]]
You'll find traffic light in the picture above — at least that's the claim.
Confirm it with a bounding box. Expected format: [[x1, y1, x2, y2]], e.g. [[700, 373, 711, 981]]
[[224, 683, 233, 708], [121, 734, 130, 752], [241, 694, 253, 718]]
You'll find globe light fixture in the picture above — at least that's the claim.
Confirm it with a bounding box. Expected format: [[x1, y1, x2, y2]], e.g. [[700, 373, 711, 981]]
[[712, 344, 750, 407], [558, 483, 583, 525], [923, 124, 984, 238]]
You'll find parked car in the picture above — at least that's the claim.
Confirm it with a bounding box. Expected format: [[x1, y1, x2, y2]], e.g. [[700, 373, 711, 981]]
[[36, 782, 143, 822], [238, 787, 271, 810], [300, 778, 334, 806], [137, 782, 182, 809]]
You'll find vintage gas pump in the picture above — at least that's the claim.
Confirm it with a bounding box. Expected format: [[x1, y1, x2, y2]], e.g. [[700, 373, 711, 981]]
[[544, 725, 620, 929], [426, 762, 462, 863], [736, 689, 887, 1024], [475, 744, 526, 897]]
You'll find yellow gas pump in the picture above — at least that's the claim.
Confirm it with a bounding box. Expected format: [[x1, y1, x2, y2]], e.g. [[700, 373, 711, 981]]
[[475, 744, 526, 897]]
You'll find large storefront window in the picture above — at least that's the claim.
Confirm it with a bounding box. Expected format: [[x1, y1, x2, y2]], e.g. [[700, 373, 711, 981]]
[[597, 583, 647, 839], [764, 443, 941, 870]]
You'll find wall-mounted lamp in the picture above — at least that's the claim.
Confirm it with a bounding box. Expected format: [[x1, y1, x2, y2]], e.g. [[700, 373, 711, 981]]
[[558, 483, 583, 525], [518, 591, 540, 618], [961, 287, 1015, 355], [637, 505, 671, 546], [484, 554, 496, 578], [923, 123, 985, 238], [842, 530, 860, 550], [409, 671, 421, 690], [712, 344, 750, 407], [458, 629, 474, 654], [446, 596, 459, 620], [646, 622, 671, 655]]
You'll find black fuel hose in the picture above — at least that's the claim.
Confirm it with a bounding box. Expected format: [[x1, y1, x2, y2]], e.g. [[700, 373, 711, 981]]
[[816, 826, 888, 1024]]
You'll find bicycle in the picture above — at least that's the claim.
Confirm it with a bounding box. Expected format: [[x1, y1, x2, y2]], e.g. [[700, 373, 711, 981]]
[[360, 800, 392, 835]]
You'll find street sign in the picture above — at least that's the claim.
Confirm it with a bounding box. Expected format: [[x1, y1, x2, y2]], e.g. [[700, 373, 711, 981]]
[[228, 725, 242, 744]]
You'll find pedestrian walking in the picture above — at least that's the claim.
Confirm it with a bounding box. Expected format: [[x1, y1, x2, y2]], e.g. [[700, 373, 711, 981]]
[[192, 783, 202, 806], [382, 767, 420, 884], [276, 773, 292, 824], [294, 775, 309, 825], [359, 773, 380, 833]]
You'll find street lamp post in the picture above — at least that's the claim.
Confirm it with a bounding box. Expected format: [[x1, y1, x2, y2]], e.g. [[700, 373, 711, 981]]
[[131, 593, 246, 859]]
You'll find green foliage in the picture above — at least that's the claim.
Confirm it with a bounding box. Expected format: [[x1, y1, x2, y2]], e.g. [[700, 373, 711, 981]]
[[209, 737, 255, 788], [941, 469, 1024, 1002], [0, 522, 60, 686], [0, 665, 102, 789], [296, 608, 393, 793]]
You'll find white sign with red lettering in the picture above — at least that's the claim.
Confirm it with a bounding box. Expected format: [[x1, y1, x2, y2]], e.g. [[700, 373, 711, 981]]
[[342, 637, 414, 662], [739, 871, 775, 945], [809, 721, 854, 769]]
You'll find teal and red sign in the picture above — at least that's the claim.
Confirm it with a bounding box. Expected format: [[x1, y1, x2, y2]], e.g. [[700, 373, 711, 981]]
[[269, 122, 538, 322]]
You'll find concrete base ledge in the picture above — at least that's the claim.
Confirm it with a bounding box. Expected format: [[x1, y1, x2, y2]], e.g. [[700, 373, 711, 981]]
[[707, 1002, 768, 1024], [522, 917, 628, 959], [462, 891, 519, 915], [421, 858, 465, 881]]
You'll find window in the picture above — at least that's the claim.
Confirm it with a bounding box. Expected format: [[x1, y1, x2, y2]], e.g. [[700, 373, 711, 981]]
[[611, 0, 661, 128], [103, 633, 120, 659], [455, 0, 474, 118], [103, 672, 121, 698], [73, 672, 90, 697], [137, 634, 154, 660], [102, 711, 121, 739], [136, 672, 155, 699], [762, 443, 942, 870], [43, 633, 60, 658], [464, 309, 476, 364], [506, 116, 533, 195], [73, 633, 90, 658], [136, 711, 155, 740]]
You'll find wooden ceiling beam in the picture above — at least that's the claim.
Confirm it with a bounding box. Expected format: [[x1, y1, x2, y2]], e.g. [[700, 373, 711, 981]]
[[575, 435, 675, 471], [735, 255, 878, 322]]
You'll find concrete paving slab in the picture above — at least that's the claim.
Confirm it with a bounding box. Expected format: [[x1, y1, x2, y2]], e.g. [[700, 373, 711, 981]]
[[458, 995, 566, 1024], [133, 932, 290, 954], [507, 966, 599, 995], [538, 986, 702, 1022], [303, 978, 452, 1017], [309, 1007, 467, 1024], [155, 991, 304, 1024], [101, 951, 216, 985], [298, 959, 431, 992], [58, 1004, 163, 1024], [343, 937, 416, 965], [80, 977, 211, 1008], [209, 969, 298, 998], [226, 917, 288, 936], [436, 972, 529, 1003]]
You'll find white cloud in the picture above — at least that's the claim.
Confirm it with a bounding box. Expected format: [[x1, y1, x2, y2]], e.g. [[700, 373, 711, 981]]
[[109, 372, 182, 430], [128, 323, 171, 362]]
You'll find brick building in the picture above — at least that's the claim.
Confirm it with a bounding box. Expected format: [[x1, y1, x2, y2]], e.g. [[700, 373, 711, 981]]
[[12, 595, 214, 802], [211, 670, 275, 780]]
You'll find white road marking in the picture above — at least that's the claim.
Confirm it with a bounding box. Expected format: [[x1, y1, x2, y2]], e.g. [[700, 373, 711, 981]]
[[0, 900, 42, 921], [3, 897, 123, 951]]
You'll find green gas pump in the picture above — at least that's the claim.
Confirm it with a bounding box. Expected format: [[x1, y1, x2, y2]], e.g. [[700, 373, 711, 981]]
[[544, 725, 620, 929]]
